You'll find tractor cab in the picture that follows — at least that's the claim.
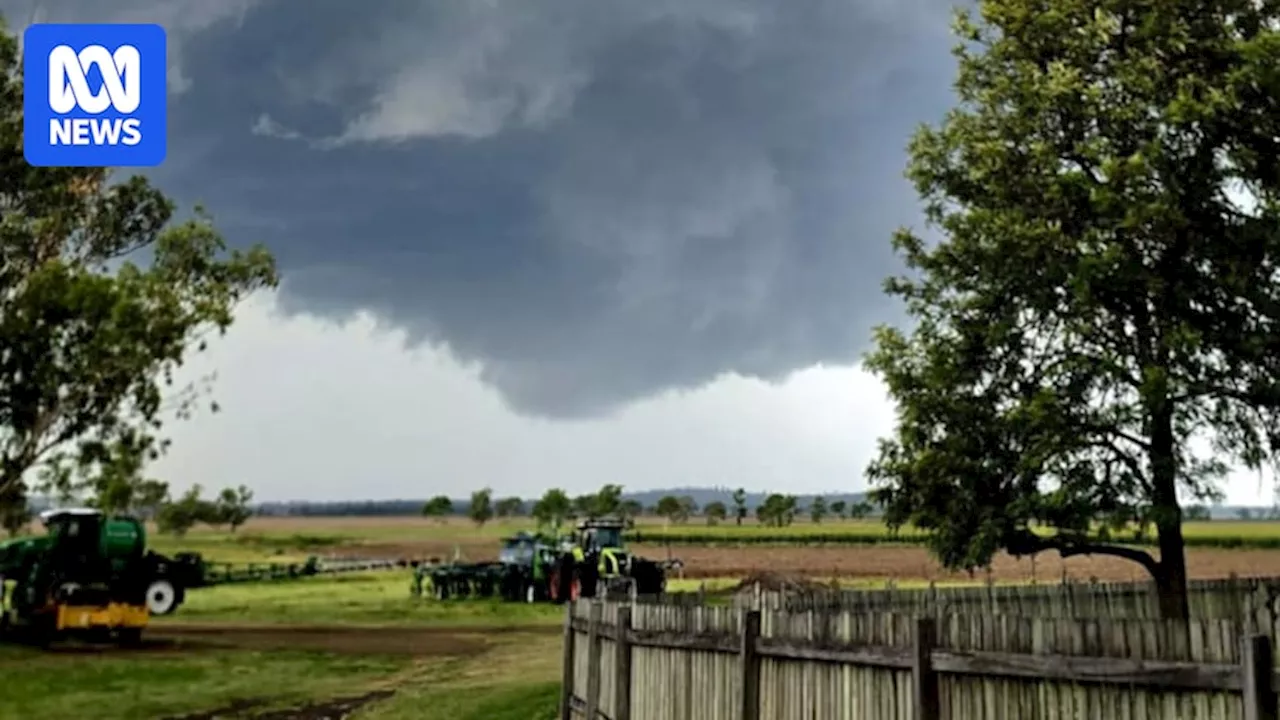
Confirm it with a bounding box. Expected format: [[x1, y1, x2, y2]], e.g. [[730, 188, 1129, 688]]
[[573, 518, 631, 578], [575, 518, 625, 553]]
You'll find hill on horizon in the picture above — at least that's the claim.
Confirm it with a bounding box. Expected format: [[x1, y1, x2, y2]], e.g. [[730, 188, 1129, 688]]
[[251, 487, 872, 516]]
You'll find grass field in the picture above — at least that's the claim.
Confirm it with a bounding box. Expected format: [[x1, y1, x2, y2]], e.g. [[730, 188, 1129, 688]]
[[9, 513, 1280, 718], [145, 515, 1280, 563], [4, 567, 564, 720]]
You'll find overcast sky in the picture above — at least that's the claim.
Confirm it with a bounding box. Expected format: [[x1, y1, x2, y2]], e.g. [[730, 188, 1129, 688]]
[[5, 0, 1275, 504]]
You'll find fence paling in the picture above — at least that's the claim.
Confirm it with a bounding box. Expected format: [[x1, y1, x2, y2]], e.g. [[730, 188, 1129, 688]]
[[566, 598, 1280, 720]]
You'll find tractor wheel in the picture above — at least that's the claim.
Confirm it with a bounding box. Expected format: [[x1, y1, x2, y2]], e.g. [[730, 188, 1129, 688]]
[[551, 555, 576, 604], [145, 579, 180, 616], [576, 564, 599, 599]]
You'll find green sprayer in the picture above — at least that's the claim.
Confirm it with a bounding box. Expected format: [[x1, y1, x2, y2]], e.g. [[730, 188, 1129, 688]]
[[0, 508, 195, 645]]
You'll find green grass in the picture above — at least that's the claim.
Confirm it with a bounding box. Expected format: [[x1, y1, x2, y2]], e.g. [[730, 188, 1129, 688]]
[[357, 630, 563, 720], [5, 568, 566, 719], [0, 646, 408, 720], [362, 680, 559, 720], [156, 571, 563, 627], [148, 533, 338, 564]]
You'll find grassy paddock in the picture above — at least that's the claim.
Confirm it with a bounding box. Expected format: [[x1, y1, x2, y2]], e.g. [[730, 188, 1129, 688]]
[[0, 645, 408, 719], [3, 570, 564, 719], [158, 571, 563, 627]]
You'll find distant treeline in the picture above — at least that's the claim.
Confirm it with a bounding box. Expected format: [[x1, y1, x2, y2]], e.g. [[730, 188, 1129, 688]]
[[254, 500, 450, 516], [252, 489, 874, 519], [252, 495, 1275, 521]]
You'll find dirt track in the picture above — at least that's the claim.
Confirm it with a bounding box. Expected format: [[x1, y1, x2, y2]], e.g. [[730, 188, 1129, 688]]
[[146, 623, 558, 656], [36, 623, 556, 658], [162, 691, 395, 720], [648, 545, 1280, 583]]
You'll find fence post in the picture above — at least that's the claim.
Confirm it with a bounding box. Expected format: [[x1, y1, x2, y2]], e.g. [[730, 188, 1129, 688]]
[[585, 601, 603, 720], [738, 610, 762, 720], [615, 606, 633, 720], [912, 616, 940, 720], [1243, 633, 1277, 720], [560, 601, 576, 720]]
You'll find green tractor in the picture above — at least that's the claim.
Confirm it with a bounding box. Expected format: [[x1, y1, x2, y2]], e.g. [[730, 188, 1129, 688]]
[[0, 508, 192, 645], [545, 517, 670, 602], [411, 519, 674, 604]]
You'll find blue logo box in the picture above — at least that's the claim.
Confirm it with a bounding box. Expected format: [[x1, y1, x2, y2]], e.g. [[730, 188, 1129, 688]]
[[23, 23, 167, 167]]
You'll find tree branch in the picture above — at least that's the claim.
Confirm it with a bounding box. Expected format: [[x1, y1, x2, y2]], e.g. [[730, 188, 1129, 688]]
[[1005, 529, 1160, 578]]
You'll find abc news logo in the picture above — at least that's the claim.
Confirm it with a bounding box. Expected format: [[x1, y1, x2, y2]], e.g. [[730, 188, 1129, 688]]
[[47, 44, 144, 147], [22, 23, 166, 167]]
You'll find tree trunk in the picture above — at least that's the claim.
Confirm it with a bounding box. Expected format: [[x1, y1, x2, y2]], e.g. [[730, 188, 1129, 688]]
[[1154, 522, 1190, 621], [1149, 401, 1190, 621]]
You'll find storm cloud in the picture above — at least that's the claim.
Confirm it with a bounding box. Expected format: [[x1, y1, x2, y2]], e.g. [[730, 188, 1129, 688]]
[[7, 0, 961, 417]]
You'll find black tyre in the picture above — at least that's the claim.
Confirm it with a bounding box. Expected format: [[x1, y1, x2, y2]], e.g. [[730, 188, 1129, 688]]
[[631, 560, 665, 596], [577, 563, 600, 599], [145, 579, 181, 616], [552, 555, 575, 604]]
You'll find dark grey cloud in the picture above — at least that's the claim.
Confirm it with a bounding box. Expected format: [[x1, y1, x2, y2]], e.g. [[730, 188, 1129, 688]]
[[6, 0, 961, 416]]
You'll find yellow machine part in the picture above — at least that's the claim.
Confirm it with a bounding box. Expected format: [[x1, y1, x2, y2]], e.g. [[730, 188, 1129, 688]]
[[55, 603, 149, 631], [599, 548, 621, 576]]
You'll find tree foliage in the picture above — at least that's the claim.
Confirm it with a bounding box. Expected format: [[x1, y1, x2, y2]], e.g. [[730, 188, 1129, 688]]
[[495, 496, 523, 518], [421, 495, 453, 521], [655, 495, 696, 524], [865, 0, 1280, 619], [469, 488, 494, 527], [809, 496, 828, 524], [214, 485, 254, 532], [532, 488, 571, 530], [732, 488, 748, 526], [703, 500, 728, 525], [151, 483, 253, 536], [756, 493, 798, 527], [0, 17, 278, 516]]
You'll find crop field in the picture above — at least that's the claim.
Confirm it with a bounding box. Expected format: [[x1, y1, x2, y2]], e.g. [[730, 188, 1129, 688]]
[[10, 513, 1280, 718]]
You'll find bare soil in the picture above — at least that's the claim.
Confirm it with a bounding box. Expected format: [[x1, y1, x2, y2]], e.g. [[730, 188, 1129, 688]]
[[161, 691, 395, 720], [145, 623, 556, 656], [326, 536, 1280, 584], [642, 544, 1280, 583]]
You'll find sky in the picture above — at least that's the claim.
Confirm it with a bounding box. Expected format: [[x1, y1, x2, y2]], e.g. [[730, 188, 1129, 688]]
[[3, 0, 1276, 505]]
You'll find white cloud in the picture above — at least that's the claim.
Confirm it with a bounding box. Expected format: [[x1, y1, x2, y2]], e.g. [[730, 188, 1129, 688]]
[[150, 293, 1278, 507], [152, 293, 896, 502]]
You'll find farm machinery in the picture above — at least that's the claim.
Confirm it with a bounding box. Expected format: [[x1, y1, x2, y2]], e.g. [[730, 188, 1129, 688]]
[[412, 517, 677, 603], [0, 507, 194, 645]]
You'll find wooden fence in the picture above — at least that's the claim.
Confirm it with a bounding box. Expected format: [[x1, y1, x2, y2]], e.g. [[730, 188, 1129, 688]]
[[561, 598, 1280, 720], [734, 576, 1280, 625]]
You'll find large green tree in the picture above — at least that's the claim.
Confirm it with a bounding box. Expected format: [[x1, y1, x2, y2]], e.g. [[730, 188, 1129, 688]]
[[865, 0, 1279, 620], [0, 17, 278, 514], [532, 488, 572, 529]]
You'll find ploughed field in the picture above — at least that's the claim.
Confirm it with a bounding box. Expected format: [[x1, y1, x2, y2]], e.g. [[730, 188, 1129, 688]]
[[178, 515, 1280, 585]]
